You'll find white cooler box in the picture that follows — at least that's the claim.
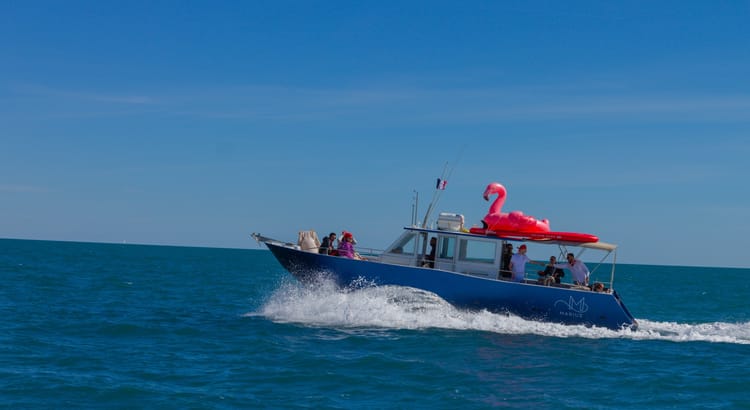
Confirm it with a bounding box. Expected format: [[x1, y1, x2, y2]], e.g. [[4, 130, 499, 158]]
[[437, 212, 464, 231]]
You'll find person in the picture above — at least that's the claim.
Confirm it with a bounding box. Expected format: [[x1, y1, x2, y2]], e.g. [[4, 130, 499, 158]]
[[343, 231, 358, 245], [500, 243, 513, 278], [508, 244, 544, 282], [424, 237, 437, 268], [319, 232, 337, 255], [538, 256, 565, 284], [337, 231, 358, 259], [553, 252, 591, 286]]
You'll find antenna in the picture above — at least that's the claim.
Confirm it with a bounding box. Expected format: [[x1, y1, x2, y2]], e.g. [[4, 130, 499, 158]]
[[421, 162, 448, 228], [411, 190, 419, 226], [420, 145, 466, 228]]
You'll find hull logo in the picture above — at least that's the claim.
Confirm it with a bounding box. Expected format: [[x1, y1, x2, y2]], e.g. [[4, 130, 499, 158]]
[[555, 296, 588, 314]]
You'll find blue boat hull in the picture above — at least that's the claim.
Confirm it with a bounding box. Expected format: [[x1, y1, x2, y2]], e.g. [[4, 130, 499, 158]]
[[265, 242, 638, 330]]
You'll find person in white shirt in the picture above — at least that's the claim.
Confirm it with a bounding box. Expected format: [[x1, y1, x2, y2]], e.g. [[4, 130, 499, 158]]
[[553, 252, 590, 285], [508, 244, 544, 282]]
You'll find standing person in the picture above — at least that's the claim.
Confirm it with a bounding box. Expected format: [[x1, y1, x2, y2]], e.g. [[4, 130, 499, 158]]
[[337, 231, 357, 259], [553, 253, 590, 286], [424, 237, 437, 268], [508, 244, 544, 282], [500, 243, 513, 278], [319, 232, 337, 255]]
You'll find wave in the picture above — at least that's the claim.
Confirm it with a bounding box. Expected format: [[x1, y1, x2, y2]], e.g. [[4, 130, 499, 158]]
[[255, 278, 750, 345], [630, 319, 750, 345]]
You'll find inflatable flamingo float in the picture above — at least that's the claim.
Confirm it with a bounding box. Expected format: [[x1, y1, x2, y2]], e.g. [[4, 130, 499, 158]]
[[479, 182, 551, 233]]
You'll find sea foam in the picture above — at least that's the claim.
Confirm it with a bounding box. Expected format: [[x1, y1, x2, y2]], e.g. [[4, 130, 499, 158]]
[[257, 277, 750, 345]]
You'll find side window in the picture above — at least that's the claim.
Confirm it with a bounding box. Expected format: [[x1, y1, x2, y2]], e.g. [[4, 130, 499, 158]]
[[389, 233, 419, 255], [458, 239, 496, 264], [438, 236, 456, 260]]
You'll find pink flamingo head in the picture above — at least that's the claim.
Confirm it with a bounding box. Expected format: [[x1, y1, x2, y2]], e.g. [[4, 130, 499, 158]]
[[482, 182, 506, 202], [482, 182, 507, 218]]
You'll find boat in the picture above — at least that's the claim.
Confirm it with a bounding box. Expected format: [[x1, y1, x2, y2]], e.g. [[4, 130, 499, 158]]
[[252, 183, 638, 330]]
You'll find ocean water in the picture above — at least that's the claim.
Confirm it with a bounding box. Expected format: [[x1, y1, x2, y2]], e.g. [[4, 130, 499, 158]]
[[1, 238, 749, 409]]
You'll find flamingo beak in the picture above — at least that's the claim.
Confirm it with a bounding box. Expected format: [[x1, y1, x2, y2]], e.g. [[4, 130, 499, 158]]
[[482, 193, 490, 201]]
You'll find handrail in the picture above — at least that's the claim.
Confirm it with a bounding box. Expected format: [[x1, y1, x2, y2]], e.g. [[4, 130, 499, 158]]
[[516, 268, 613, 292]]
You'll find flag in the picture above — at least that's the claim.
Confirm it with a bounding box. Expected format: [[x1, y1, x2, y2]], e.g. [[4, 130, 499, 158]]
[[436, 178, 447, 190]]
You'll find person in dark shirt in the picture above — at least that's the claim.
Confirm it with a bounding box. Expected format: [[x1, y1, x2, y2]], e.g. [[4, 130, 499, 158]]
[[538, 255, 565, 284], [319, 232, 337, 255], [424, 237, 437, 268], [500, 243, 513, 278]]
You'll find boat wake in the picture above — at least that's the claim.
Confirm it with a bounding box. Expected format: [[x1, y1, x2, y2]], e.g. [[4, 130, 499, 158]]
[[629, 319, 750, 345], [256, 278, 750, 345]]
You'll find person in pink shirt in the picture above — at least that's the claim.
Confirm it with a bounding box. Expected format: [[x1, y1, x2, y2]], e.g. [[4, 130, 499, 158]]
[[337, 231, 356, 258]]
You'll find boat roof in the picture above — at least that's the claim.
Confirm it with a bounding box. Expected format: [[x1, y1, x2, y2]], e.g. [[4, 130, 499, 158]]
[[403, 226, 617, 251], [580, 241, 617, 252]]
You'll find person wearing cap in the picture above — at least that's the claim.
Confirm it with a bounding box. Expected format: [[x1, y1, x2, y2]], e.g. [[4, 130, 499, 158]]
[[552, 252, 590, 286], [342, 231, 357, 245], [508, 244, 544, 282], [337, 231, 358, 259]]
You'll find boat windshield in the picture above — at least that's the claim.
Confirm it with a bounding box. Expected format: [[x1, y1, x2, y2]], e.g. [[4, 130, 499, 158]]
[[387, 232, 422, 255]]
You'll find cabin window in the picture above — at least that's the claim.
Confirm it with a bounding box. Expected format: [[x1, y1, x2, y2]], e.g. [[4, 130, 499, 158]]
[[389, 233, 419, 255], [458, 239, 496, 264], [438, 236, 456, 260]]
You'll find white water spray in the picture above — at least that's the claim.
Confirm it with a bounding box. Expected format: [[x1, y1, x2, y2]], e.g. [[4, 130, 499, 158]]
[[255, 278, 750, 345]]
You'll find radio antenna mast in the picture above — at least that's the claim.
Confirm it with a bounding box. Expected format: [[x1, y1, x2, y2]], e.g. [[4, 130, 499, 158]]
[[420, 145, 465, 228], [411, 190, 419, 226]]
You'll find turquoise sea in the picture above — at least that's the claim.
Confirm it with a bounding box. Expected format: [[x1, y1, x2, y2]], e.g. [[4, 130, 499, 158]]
[[1, 238, 749, 409]]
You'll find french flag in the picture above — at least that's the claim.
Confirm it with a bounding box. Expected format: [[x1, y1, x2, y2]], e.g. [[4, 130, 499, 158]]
[[436, 178, 447, 190]]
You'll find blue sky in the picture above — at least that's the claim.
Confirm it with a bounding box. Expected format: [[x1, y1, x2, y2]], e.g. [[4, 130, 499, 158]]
[[2, 1, 748, 267]]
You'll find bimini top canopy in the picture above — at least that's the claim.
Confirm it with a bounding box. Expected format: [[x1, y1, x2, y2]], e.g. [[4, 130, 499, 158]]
[[580, 241, 617, 252]]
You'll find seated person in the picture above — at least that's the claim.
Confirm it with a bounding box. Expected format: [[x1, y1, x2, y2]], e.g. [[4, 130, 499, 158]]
[[337, 231, 363, 259], [538, 256, 564, 284], [319, 232, 337, 255]]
